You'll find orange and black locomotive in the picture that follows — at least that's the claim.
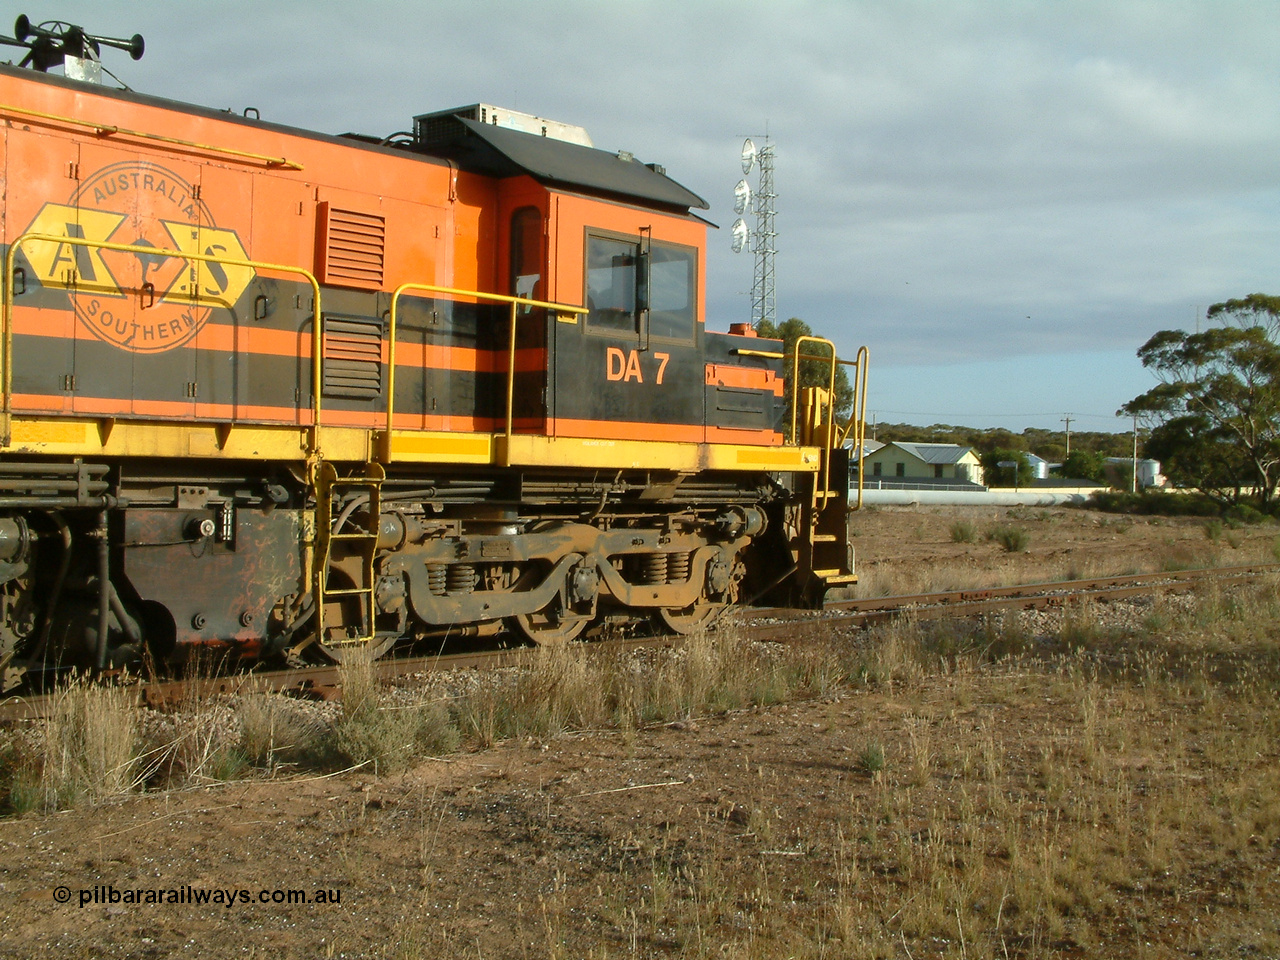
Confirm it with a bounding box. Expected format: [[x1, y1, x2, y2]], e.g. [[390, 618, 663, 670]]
[[0, 17, 865, 676]]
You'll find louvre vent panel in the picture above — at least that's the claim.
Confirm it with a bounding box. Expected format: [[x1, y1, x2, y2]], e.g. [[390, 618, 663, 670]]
[[322, 316, 384, 400], [317, 203, 385, 289]]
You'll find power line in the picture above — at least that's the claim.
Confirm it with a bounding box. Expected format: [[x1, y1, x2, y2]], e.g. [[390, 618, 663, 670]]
[[871, 408, 1124, 422]]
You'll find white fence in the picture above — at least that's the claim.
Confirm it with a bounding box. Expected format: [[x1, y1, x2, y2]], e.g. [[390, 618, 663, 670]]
[[854, 486, 1105, 507]]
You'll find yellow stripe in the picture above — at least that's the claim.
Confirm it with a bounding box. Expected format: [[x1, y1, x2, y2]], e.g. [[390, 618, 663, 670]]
[[389, 431, 493, 462], [730, 447, 814, 469], [10, 420, 90, 444], [500, 435, 698, 470], [2, 417, 819, 477], [2, 418, 372, 461]]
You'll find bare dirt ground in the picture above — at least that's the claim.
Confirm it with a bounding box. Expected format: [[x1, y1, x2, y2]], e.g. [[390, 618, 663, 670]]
[[844, 502, 1276, 598], [1, 505, 1278, 959]]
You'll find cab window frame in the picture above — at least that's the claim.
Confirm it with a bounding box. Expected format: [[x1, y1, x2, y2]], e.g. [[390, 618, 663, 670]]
[[509, 205, 545, 305], [584, 229, 640, 336], [582, 228, 698, 345]]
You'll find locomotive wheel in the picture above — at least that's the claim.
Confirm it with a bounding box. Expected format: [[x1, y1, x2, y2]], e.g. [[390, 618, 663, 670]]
[[508, 609, 590, 645], [506, 553, 594, 644], [657, 599, 723, 635]]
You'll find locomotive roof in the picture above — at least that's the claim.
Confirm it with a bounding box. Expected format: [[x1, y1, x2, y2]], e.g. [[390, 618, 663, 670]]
[[417, 117, 709, 213], [0, 64, 706, 216], [0, 62, 455, 167]]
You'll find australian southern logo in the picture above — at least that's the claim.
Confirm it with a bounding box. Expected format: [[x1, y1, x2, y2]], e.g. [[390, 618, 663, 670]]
[[21, 162, 255, 354]]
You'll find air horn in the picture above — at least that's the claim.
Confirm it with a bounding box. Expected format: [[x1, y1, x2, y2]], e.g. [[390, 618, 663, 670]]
[[5, 15, 143, 71]]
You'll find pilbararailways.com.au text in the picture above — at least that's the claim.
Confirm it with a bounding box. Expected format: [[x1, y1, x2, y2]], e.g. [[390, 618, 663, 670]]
[[57, 885, 341, 908]]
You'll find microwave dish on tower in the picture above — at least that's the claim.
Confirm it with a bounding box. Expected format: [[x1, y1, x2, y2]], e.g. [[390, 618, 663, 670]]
[[730, 134, 775, 328]]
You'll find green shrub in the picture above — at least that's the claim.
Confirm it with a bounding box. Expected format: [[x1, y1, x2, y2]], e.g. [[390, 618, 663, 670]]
[[1224, 503, 1267, 525], [857, 742, 886, 775], [949, 520, 978, 543], [1086, 490, 1221, 517], [335, 699, 459, 775], [332, 654, 460, 774], [988, 525, 1031, 552]]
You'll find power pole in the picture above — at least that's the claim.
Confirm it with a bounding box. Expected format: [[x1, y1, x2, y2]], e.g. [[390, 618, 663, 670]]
[[1131, 413, 1139, 493], [1060, 414, 1073, 457]]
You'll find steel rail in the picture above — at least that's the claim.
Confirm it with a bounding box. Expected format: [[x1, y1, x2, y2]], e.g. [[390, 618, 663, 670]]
[[0, 563, 1274, 721]]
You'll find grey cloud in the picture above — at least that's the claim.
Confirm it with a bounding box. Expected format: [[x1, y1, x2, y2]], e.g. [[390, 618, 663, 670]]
[[11, 0, 1280, 414]]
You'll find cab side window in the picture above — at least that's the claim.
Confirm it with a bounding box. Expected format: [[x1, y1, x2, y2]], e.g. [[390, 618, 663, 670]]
[[586, 235, 639, 333], [648, 242, 695, 341], [585, 232, 696, 341]]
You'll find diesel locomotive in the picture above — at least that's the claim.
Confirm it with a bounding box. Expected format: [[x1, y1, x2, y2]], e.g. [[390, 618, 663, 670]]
[[0, 17, 866, 679]]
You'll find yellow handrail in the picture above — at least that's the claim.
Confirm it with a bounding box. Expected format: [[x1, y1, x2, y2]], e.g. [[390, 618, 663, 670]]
[[842, 346, 870, 510], [791, 336, 838, 506], [735, 347, 861, 367], [0, 102, 303, 170], [2, 232, 322, 449], [790, 336, 837, 443], [385, 282, 587, 451]]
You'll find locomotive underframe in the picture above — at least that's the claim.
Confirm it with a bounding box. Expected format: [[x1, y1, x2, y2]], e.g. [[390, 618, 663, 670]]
[[0, 456, 790, 677]]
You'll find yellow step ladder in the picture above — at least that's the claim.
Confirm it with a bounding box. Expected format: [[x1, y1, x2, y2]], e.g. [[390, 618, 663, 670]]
[[314, 460, 386, 649]]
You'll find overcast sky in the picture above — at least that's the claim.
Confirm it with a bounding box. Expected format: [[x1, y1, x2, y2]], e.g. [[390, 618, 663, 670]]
[[8, 1, 1278, 433]]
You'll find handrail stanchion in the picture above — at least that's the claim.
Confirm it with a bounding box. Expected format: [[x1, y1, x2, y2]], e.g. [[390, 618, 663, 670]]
[[854, 346, 868, 509], [506, 300, 519, 439], [790, 335, 838, 507], [385, 282, 587, 462]]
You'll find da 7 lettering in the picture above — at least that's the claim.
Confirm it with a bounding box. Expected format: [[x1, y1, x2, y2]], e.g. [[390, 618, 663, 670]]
[[605, 348, 670, 385]]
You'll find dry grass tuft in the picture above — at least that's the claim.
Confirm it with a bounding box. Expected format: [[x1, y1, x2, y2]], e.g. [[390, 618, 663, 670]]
[[238, 693, 334, 774], [458, 623, 835, 748], [5, 674, 139, 813], [333, 653, 459, 774]]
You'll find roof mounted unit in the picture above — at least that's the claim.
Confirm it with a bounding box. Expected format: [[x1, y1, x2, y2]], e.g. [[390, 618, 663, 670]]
[[0, 14, 143, 83], [414, 104, 593, 149]]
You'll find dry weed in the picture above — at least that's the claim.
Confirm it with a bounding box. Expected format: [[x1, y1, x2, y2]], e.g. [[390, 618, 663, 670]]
[[6, 674, 140, 812], [334, 653, 459, 773]]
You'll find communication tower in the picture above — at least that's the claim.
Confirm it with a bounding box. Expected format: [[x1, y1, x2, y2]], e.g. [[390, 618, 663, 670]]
[[730, 136, 777, 329]]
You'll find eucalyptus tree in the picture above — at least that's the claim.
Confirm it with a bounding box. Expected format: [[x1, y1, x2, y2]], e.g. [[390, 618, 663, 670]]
[[1121, 294, 1280, 506]]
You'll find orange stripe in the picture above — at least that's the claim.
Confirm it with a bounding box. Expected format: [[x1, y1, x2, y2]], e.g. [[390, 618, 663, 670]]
[[390, 413, 545, 432], [8, 393, 72, 413], [707, 426, 783, 446], [10, 394, 554, 434], [705, 363, 784, 396], [12, 393, 306, 423], [9, 309, 311, 358], [393, 340, 547, 374], [11, 309, 546, 371], [551, 417, 704, 444]]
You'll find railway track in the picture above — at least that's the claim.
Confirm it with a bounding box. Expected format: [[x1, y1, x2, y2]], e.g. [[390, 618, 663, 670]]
[[1, 562, 1274, 722], [745, 562, 1280, 639]]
